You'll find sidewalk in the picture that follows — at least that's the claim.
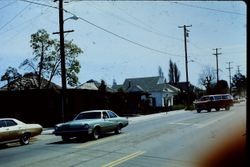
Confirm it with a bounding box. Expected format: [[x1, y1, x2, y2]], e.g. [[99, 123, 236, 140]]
[[42, 109, 188, 135]]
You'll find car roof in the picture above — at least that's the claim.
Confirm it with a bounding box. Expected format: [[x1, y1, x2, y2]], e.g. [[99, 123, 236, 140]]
[[0, 118, 17, 121], [78, 110, 110, 114], [0, 118, 25, 124]]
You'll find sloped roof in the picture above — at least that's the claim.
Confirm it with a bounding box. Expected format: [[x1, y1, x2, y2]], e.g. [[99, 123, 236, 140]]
[[76, 82, 98, 90], [123, 76, 163, 92], [120, 76, 180, 94], [77, 79, 116, 92], [169, 82, 203, 93], [126, 85, 144, 93], [1, 73, 61, 90]]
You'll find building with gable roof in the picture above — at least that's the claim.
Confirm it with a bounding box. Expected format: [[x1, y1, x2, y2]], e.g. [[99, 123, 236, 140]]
[[113, 76, 180, 108]]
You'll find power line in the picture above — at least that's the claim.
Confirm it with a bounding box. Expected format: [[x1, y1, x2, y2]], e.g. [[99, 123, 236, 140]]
[[64, 9, 182, 57], [18, 0, 182, 57], [171, 1, 245, 16], [0, 0, 17, 10], [0, 3, 31, 31], [109, 3, 182, 41], [18, 0, 58, 9], [78, 16, 181, 57]]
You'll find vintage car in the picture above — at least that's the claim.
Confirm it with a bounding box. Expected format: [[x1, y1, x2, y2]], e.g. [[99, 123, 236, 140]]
[[193, 94, 234, 113], [0, 118, 43, 145], [53, 110, 129, 141]]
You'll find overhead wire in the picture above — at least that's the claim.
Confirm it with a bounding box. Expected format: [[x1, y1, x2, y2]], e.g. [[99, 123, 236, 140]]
[[170, 1, 245, 16], [18, 0, 182, 57], [0, 0, 17, 10], [18, 0, 58, 9], [0, 3, 31, 31], [86, 1, 182, 42], [69, 11, 182, 57]]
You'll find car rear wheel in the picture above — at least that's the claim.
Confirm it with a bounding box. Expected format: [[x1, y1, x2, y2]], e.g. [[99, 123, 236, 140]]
[[197, 109, 201, 113], [215, 107, 220, 111], [20, 133, 30, 145]]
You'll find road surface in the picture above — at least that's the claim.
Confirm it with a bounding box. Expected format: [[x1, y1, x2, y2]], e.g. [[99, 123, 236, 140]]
[[0, 102, 246, 167]]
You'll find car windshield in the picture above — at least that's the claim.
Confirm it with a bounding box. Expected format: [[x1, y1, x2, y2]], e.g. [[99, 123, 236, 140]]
[[74, 112, 101, 120]]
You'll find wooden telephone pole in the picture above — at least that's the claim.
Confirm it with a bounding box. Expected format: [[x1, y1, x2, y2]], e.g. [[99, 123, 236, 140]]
[[178, 25, 192, 108]]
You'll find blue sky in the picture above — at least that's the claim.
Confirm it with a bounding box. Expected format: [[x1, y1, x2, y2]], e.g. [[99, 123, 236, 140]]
[[0, 0, 246, 88]]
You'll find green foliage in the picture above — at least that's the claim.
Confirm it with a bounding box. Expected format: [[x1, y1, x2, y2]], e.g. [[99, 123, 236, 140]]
[[98, 80, 107, 92], [1, 67, 22, 89], [232, 73, 247, 96], [1, 67, 21, 82], [214, 80, 229, 94], [168, 59, 180, 84], [19, 29, 83, 88]]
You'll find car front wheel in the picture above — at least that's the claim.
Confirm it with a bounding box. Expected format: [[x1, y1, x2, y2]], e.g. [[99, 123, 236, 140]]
[[92, 128, 100, 140], [62, 136, 71, 142], [115, 124, 122, 134], [20, 133, 30, 145]]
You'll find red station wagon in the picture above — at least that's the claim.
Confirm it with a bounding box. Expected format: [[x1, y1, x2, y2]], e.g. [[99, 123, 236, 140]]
[[193, 94, 234, 113]]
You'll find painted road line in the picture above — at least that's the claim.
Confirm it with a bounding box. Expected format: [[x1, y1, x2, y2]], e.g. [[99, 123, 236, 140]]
[[102, 151, 145, 167], [73, 134, 127, 149]]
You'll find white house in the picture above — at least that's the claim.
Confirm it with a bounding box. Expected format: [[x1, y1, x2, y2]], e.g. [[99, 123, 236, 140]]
[[114, 76, 180, 108]]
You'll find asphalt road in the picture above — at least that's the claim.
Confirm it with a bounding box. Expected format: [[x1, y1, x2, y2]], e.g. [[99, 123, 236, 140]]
[[0, 102, 246, 167]]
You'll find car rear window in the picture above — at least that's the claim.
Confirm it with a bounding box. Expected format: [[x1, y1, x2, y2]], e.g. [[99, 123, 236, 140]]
[[5, 120, 17, 127]]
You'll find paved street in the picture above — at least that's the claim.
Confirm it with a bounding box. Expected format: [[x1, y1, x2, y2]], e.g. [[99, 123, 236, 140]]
[[0, 102, 246, 167]]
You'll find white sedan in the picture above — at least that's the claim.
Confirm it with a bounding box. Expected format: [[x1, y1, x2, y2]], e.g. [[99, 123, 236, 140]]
[[0, 118, 43, 145]]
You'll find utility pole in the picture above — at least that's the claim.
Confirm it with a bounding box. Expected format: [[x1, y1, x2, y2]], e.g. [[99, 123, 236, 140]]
[[54, 0, 66, 122], [226, 62, 233, 94], [178, 24, 192, 108], [213, 48, 222, 83]]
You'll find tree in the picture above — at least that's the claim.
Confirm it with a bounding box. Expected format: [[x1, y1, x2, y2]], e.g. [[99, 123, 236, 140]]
[[98, 80, 107, 92], [19, 29, 83, 88], [232, 73, 247, 97], [173, 63, 180, 84], [168, 59, 180, 84], [168, 60, 174, 83], [1, 67, 21, 90], [214, 80, 229, 94], [198, 66, 216, 94], [158, 66, 164, 78]]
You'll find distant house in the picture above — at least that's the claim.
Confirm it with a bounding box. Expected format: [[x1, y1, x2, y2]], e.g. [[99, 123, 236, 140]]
[[77, 79, 115, 92], [113, 76, 180, 108], [0, 73, 61, 90]]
